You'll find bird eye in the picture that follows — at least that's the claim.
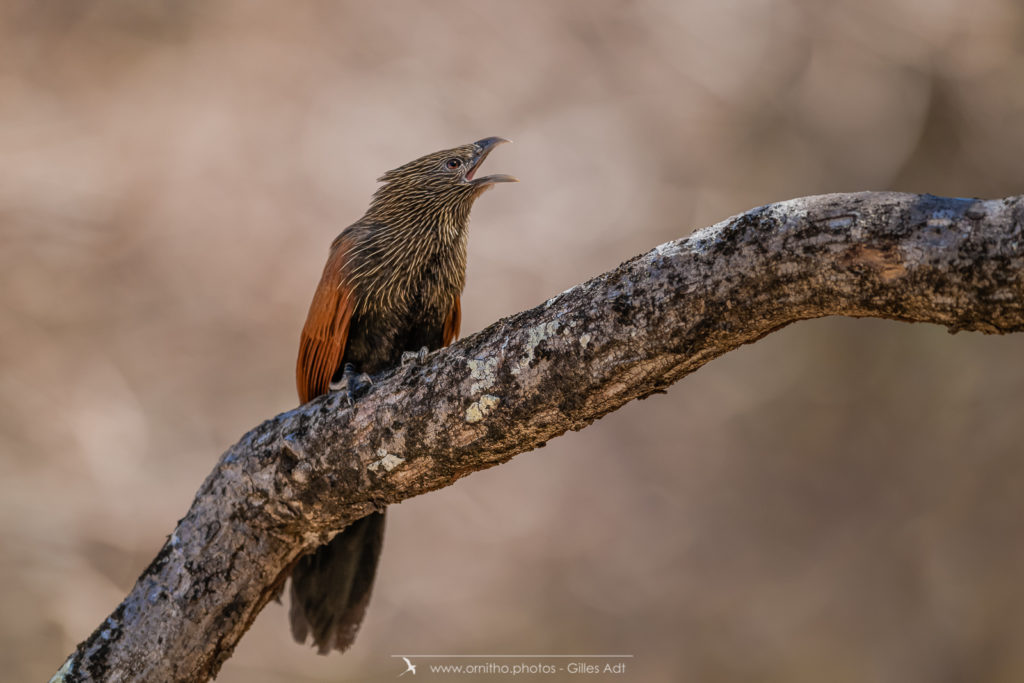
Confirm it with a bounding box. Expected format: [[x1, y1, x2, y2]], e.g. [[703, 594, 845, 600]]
[[444, 158, 462, 170]]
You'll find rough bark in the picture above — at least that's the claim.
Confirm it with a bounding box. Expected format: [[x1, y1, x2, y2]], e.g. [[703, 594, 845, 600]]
[[52, 192, 1024, 682]]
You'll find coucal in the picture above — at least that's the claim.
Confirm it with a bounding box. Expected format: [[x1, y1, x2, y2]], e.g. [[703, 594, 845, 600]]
[[290, 137, 516, 653]]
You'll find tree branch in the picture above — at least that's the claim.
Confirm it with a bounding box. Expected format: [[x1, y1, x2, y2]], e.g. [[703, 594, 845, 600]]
[[53, 192, 1024, 682]]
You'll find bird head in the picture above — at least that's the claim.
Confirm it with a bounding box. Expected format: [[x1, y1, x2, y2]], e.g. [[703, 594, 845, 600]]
[[369, 137, 517, 218]]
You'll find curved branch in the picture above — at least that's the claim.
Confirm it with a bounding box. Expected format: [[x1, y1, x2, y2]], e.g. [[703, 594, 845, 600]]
[[53, 192, 1024, 682]]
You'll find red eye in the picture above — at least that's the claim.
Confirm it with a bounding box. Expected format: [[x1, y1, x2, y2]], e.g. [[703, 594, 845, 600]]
[[445, 158, 462, 170]]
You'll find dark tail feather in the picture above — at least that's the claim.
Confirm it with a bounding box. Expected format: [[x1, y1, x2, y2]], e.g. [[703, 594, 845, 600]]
[[289, 511, 386, 654]]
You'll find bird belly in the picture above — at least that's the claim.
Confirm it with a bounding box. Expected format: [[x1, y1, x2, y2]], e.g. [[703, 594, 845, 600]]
[[338, 300, 448, 377]]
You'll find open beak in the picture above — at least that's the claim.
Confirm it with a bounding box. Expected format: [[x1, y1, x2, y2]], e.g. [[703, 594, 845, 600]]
[[466, 137, 519, 185]]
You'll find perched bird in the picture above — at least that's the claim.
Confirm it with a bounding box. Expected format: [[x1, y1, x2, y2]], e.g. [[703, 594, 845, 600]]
[[290, 137, 516, 653]]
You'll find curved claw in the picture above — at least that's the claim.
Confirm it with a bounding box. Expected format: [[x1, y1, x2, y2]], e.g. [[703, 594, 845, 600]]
[[400, 346, 431, 366], [329, 363, 373, 404]]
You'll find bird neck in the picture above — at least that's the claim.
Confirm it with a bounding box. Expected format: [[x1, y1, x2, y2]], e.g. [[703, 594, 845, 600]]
[[364, 184, 477, 241], [345, 197, 474, 314]]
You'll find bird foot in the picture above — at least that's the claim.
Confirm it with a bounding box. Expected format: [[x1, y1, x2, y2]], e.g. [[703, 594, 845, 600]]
[[330, 363, 373, 405], [400, 346, 431, 366]]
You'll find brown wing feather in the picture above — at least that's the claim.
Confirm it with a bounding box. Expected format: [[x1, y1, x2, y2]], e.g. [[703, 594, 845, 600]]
[[297, 236, 355, 404], [442, 296, 461, 347]]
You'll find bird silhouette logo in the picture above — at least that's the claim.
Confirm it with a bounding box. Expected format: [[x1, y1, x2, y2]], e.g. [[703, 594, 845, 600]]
[[398, 656, 417, 676]]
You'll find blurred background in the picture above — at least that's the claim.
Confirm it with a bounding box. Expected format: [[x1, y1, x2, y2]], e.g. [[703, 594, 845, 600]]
[[2, 1, 1024, 681]]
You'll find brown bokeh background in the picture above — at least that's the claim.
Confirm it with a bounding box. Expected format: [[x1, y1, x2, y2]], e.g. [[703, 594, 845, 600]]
[[3, 2, 1024, 681]]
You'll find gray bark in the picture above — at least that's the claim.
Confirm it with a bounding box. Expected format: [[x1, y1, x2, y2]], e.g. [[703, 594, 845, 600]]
[[52, 192, 1024, 682]]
